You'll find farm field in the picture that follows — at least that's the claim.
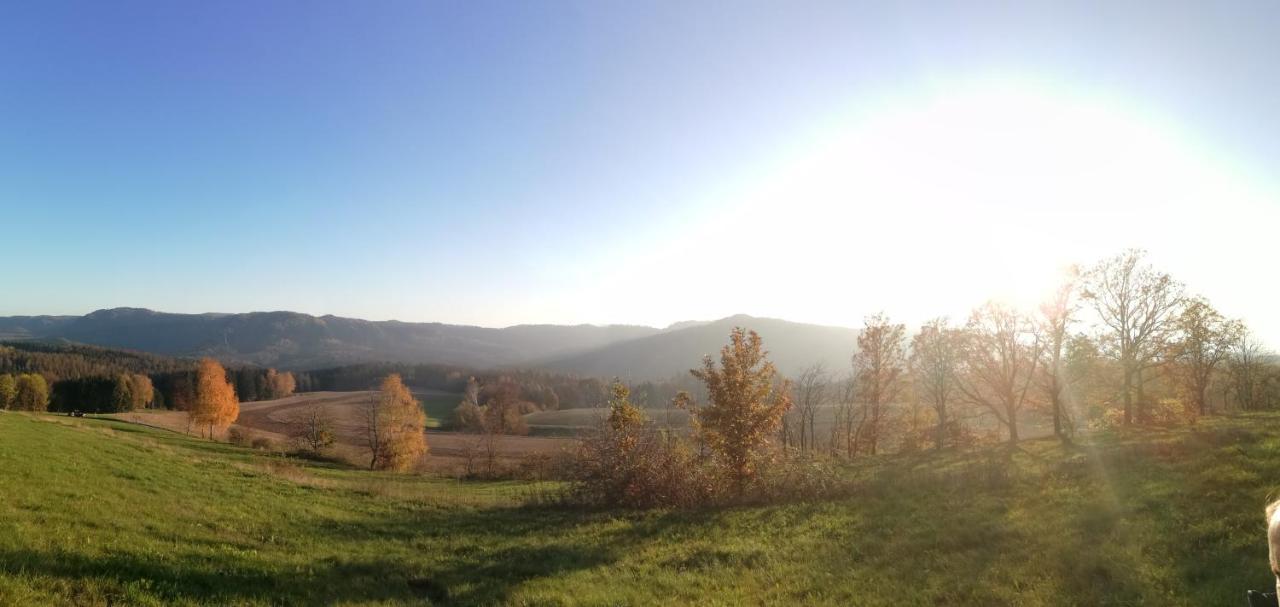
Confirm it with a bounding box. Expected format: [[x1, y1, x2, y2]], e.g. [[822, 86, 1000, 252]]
[[4, 410, 1280, 605], [524, 406, 691, 436], [523, 402, 1056, 444], [106, 392, 572, 474], [410, 390, 464, 428]]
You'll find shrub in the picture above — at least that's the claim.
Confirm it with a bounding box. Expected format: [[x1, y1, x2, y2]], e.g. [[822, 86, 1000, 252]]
[[228, 426, 254, 447], [567, 424, 718, 509]]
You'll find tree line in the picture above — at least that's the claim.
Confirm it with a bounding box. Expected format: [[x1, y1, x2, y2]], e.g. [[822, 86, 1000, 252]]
[[775, 249, 1279, 457], [0, 342, 300, 413], [567, 249, 1280, 508]]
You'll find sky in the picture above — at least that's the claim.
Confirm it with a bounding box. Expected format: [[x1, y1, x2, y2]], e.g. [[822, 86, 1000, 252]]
[[2, 1, 1279, 343]]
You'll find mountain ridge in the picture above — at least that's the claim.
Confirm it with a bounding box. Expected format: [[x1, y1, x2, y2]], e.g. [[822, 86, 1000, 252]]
[[0, 308, 860, 378]]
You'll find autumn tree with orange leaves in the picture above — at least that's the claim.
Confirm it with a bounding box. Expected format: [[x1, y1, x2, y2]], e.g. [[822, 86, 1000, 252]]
[[361, 374, 427, 471], [677, 328, 792, 495], [265, 369, 297, 400], [190, 358, 239, 438]]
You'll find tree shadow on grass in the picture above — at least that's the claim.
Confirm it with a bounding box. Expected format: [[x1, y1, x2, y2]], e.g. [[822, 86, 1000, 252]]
[[304, 504, 622, 604], [0, 538, 613, 606], [298, 500, 775, 604]]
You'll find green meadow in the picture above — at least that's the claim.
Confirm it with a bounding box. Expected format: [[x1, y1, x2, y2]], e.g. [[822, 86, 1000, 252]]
[[1, 410, 1277, 606], [413, 391, 462, 429]]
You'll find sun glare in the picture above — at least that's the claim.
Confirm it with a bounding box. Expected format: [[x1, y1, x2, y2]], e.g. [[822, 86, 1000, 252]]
[[603, 78, 1279, 330]]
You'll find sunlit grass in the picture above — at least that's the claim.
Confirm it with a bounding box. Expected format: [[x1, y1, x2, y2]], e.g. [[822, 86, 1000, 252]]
[[1, 411, 1278, 605]]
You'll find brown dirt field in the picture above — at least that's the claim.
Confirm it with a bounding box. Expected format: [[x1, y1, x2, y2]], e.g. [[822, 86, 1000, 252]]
[[105, 391, 574, 474]]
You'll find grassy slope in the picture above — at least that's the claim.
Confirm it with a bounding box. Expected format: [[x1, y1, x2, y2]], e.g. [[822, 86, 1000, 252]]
[[1, 412, 1279, 606]]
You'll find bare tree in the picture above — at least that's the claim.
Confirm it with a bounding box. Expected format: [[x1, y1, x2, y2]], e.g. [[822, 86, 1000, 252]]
[[289, 401, 336, 453], [852, 314, 906, 455], [1082, 249, 1184, 424], [1173, 297, 1244, 416], [829, 373, 863, 458], [1228, 333, 1272, 411], [791, 363, 828, 452], [359, 391, 383, 469], [957, 302, 1041, 444], [910, 318, 961, 450]]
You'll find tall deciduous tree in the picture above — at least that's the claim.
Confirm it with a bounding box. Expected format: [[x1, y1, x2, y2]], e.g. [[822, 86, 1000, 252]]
[[1083, 249, 1184, 424], [957, 302, 1040, 444], [676, 328, 791, 494], [14, 374, 49, 411], [910, 318, 961, 450], [190, 358, 238, 437], [129, 374, 154, 409], [361, 374, 427, 471], [483, 379, 529, 436], [1228, 333, 1273, 411], [1173, 297, 1243, 416], [852, 314, 906, 455], [265, 369, 297, 400], [111, 374, 135, 411], [1038, 269, 1078, 441]]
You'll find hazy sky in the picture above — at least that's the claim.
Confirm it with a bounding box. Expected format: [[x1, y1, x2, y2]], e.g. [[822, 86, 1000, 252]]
[[2, 2, 1278, 342]]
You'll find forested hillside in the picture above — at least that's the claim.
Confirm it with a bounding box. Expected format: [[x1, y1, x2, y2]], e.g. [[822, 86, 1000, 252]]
[[0, 309, 861, 379], [0, 342, 300, 413], [0, 308, 661, 370]]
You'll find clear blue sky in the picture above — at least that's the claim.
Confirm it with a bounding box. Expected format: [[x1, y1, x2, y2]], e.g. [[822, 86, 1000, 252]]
[[3, 2, 1279, 340]]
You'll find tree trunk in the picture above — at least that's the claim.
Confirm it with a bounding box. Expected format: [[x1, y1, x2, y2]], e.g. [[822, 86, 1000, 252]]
[[1122, 365, 1133, 425], [1052, 391, 1062, 439], [869, 401, 880, 456], [1135, 368, 1146, 423], [808, 413, 816, 454], [935, 412, 945, 451], [1008, 406, 1019, 444]]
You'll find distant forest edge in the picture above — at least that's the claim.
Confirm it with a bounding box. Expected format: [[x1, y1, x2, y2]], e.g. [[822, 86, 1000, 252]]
[[0, 341, 699, 415]]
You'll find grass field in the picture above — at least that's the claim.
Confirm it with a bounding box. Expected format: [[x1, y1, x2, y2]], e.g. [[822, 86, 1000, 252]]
[[3, 410, 1280, 605], [412, 391, 462, 429]]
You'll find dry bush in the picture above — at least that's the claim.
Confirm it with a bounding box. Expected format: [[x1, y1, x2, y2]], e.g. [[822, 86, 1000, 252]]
[[287, 402, 336, 455], [228, 426, 254, 447], [566, 424, 718, 509]]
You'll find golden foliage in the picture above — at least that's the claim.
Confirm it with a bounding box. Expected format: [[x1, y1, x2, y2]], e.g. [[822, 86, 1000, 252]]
[[853, 314, 908, 455], [678, 327, 792, 493], [365, 374, 427, 471], [13, 374, 49, 411], [265, 369, 297, 400], [190, 358, 239, 435]]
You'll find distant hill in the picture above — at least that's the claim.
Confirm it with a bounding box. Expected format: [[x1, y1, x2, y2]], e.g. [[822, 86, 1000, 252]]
[[0, 308, 660, 370], [0, 309, 860, 377], [540, 314, 858, 380]]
